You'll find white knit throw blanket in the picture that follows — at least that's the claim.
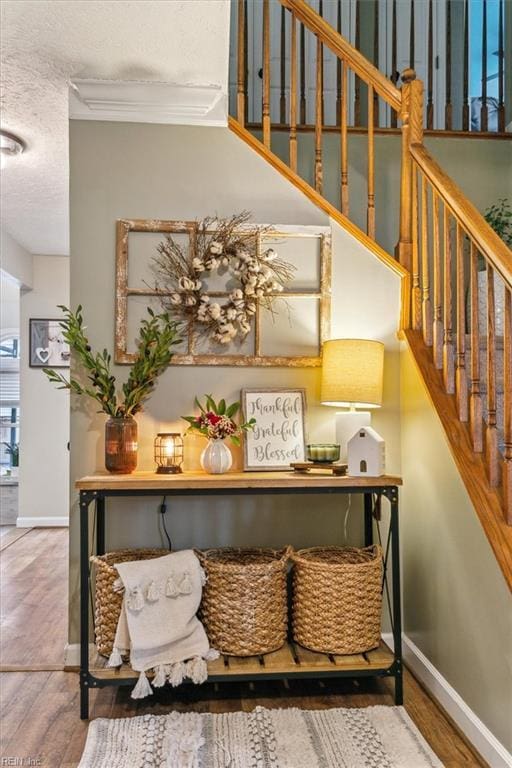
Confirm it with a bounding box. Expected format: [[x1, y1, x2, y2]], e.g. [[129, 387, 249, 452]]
[[108, 550, 218, 700]]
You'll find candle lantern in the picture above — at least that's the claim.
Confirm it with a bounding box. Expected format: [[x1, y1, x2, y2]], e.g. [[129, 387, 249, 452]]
[[154, 433, 184, 474]]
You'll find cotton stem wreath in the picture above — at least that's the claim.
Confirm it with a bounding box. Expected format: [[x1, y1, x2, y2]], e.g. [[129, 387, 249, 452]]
[[152, 211, 295, 346]]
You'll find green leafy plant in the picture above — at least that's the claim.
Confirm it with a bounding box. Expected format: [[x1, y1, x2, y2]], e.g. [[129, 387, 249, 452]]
[[484, 198, 512, 248], [44, 305, 181, 417], [2, 442, 19, 467], [182, 394, 256, 446]]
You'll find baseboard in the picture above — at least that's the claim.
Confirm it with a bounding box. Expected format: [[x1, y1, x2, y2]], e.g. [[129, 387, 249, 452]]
[[382, 633, 512, 768], [17, 517, 69, 527]]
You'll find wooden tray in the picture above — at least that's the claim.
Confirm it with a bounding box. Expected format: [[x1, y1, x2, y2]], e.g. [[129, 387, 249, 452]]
[[290, 462, 348, 476]]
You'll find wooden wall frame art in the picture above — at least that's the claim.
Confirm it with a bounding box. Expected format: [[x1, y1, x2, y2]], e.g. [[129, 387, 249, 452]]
[[115, 219, 331, 366], [241, 388, 307, 471]]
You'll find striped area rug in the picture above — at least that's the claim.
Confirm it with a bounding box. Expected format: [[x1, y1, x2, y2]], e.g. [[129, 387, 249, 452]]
[[78, 705, 444, 768]]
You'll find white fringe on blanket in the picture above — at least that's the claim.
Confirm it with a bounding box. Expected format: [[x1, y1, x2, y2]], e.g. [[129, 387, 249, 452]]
[[109, 550, 218, 699]]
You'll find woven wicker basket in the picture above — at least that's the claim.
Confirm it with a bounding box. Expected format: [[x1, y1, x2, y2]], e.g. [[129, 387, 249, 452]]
[[197, 547, 291, 657], [291, 545, 382, 655], [90, 548, 167, 657]]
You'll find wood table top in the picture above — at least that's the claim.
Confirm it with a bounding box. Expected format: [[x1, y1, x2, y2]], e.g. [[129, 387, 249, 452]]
[[76, 470, 402, 491]]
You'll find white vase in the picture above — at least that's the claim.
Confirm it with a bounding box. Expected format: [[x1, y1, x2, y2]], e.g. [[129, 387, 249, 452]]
[[200, 439, 233, 474]]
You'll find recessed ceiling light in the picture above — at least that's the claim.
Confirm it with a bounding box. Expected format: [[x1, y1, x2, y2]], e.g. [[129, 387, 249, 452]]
[[0, 131, 25, 166]]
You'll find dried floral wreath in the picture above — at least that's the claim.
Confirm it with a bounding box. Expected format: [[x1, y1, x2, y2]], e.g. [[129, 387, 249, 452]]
[[152, 211, 295, 346]]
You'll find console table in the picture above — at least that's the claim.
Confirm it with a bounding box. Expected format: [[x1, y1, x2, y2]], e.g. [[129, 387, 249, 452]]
[[77, 471, 403, 720]]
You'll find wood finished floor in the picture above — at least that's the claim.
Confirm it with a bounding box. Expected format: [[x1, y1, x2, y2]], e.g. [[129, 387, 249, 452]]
[[0, 528, 486, 768]]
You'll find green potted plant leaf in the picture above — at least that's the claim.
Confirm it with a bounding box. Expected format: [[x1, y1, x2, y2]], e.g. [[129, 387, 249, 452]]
[[44, 305, 181, 473], [2, 442, 19, 469], [476, 198, 512, 337]]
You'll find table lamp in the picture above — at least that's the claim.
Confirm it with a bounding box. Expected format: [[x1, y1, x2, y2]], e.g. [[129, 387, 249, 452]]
[[320, 339, 384, 461], [154, 433, 184, 474]]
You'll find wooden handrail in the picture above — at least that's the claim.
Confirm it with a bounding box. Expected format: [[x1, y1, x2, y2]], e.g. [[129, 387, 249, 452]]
[[279, 0, 402, 113], [410, 144, 512, 286]]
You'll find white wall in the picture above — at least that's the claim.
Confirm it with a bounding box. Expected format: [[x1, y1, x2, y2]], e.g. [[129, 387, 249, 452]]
[[18, 255, 70, 526], [1, 228, 33, 289]]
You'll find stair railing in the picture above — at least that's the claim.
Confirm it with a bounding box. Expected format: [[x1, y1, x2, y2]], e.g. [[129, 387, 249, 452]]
[[231, 0, 512, 525], [234, 0, 416, 268], [409, 143, 512, 522]]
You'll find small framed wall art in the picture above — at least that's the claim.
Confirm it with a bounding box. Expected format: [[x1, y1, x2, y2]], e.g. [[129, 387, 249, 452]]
[[241, 388, 307, 470], [29, 319, 70, 368]]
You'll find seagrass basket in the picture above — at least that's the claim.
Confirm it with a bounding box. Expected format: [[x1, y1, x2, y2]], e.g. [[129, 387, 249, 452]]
[[197, 547, 291, 656], [90, 548, 167, 657], [291, 545, 383, 655]]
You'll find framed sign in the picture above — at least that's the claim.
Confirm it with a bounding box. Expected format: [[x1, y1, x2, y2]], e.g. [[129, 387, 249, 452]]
[[29, 319, 70, 368], [241, 388, 307, 471]]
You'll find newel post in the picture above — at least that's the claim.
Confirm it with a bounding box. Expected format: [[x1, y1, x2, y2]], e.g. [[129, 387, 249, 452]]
[[396, 69, 424, 279]]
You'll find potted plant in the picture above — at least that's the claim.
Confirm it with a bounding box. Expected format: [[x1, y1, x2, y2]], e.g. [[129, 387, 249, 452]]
[[44, 305, 181, 473], [182, 395, 255, 474], [2, 442, 19, 474], [477, 198, 512, 337]]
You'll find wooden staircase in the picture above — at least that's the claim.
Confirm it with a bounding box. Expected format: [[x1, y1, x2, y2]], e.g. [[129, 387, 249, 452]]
[[228, 0, 512, 590]]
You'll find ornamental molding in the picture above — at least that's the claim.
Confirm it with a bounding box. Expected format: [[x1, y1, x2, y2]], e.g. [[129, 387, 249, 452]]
[[69, 79, 227, 126]]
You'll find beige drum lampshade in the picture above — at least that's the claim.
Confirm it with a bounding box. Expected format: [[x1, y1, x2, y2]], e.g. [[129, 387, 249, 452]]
[[321, 339, 384, 409]]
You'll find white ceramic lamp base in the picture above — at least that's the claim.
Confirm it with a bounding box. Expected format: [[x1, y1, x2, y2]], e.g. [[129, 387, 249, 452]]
[[335, 411, 371, 462]]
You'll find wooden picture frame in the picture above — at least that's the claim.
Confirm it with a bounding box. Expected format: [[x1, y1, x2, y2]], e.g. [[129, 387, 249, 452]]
[[241, 388, 307, 471], [29, 319, 70, 368], [115, 218, 331, 367]]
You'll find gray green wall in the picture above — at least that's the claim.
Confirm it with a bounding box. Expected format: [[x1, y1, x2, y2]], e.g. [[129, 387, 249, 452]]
[[266, 131, 512, 257], [69, 121, 401, 642], [400, 344, 512, 753]]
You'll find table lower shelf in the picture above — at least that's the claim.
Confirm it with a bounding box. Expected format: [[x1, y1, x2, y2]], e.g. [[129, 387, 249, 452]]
[[88, 640, 394, 685]]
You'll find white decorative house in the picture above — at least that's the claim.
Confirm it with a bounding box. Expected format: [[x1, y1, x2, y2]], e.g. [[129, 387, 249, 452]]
[[347, 426, 385, 477]]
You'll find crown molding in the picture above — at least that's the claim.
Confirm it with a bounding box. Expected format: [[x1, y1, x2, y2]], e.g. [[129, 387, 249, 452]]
[[69, 79, 227, 126]]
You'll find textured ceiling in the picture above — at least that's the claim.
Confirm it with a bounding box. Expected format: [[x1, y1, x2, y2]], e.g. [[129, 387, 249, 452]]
[[0, 0, 230, 256]]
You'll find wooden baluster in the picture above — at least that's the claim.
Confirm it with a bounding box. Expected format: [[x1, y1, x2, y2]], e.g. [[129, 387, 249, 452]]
[[469, 242, 483, 452], [485, 263, 499, 485], [373, 0, 379, 126], [481, 0, 488, 132], [443, 207, 455, 393], [244, 0, 249, 125], [315, 32, 323, 193], [421, 176, 432, 346], [409, 0, 415, 70], [411, 165, 421, 330], [455, 224, 468, 421], [300, 23, 306, 124], [318, 0, 324, 124], [289, 11, 298, 173], [503, 285, 512, 522], [426, 0, 434, 130], [280, 5, 286, 125], [367, 85, 375, 239], [262, 0, 271, 148], [390, 0, 398, 129], [445, 0, 452, 130], [462, 0, 469, 131], [340, 62, 349, 215], [498, 0, 505, 132], [237, 0, 246, 126], [336, 0, 341, 126], [432, 192, 443, 368], [354, 0, 361, 126], [397, 69, 423, 272]]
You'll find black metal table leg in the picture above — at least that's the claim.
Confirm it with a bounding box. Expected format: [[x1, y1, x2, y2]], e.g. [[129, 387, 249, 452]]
[[96, 495, 105, 556], [80, 491, 91, 720], [390, 490, 403, 705], [364, 492, 373, 547]]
